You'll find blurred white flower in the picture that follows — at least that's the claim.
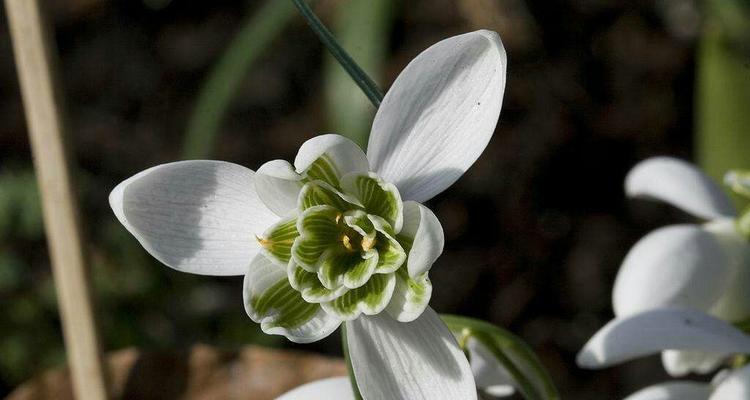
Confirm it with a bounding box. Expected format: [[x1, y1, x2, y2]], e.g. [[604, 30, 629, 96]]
[[577, 157, 750, 376], [110, 30, 507, 399]]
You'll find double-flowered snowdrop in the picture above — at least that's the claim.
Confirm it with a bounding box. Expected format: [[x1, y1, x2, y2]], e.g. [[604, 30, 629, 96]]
[[110, 30, 506, 399], [577, 157, 750, 399]]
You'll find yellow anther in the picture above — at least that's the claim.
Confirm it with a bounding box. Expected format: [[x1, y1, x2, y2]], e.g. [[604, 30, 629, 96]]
[[335, 213, 343, 224], [255, 235, 271, 248], [361, 236, 376, 251], [342, 234, 354, 251]]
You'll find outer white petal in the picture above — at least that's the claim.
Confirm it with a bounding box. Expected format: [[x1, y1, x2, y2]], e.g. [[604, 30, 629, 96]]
[[294, 134, 369, 176], [367, 30, 507, 202], [275, 377, 354, 400], [346, 307, 477, 400], [661, 350, 725, 377], [466, 337, 515, 397], [400, 201, 444, 277], [576, 308, 750, 369], [255, 159, 303, 216], [623, 382, 711, 400], [705, 219, 750, 322], [243, 255, 341, 343], [109, 161, 278, 276], [710, 364, 750, 400], [613, 225, 731, 317], [625, 157, 735, 220]]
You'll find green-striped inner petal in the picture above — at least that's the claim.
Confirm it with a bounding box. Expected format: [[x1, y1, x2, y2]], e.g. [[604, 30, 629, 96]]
[[288, 262, 347, 303], [305, 154, 341, 188], [318, 249, 378, 290], [323, 273, 395, 320], [299, 181, 356, 211], [294, 205, 340, 269], [259, 217, 299, 265], [374, 232, 406, 273], [386, 268, 432, 322], [342, 173, 402, 230], [249, 278, 320, 329]]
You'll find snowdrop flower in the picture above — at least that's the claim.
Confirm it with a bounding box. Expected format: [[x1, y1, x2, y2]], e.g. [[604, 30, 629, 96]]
[[621, 362, 750, 399], [577, 157, 750, 377], [110, 30, 506, 399]]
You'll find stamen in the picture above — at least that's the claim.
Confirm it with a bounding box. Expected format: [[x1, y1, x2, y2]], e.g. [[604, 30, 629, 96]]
[[255, 234, 271, 248], [335, 213, 343, 224], [361, 236, 376, 251], [342, 234, 354, 251]]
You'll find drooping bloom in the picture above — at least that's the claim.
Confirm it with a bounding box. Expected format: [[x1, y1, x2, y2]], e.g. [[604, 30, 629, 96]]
[[110, 30, 507, 399], [576, 157, 750, 380]]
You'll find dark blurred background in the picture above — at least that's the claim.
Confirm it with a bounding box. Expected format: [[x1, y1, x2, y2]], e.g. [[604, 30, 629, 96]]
[[0, 0, 745, 398]]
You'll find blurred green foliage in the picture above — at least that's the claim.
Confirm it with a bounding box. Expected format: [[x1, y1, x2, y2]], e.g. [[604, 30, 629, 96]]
[[696, 0, 750, 207], [181, 0, 298, 159], [323, 0, 394, 149]]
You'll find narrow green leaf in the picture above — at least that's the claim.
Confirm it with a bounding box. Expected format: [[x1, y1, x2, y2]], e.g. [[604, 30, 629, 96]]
[[324, 0, 395, 148], [181, 0, 297, 159], [441, 314, 560, 400]]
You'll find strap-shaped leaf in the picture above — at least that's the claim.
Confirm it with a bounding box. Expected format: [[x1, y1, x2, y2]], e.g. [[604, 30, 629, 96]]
[[442, 314, 560, 400]]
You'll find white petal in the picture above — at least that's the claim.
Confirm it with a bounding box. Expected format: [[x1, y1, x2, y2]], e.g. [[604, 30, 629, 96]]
[[346, 307, 477, 400], [710, 364, 750, 400], [367, 30, 507, 202], [243, 254, 341, 343], [275, 377, 354, 400], [109, 161, 278, 276], [294, 134, 370, 176], [400, 201, 444, 278], [623, 381, 711, 400], [576, 308, 750, 369], [625, 157, 734, 220], [255, 159, 303, 217], [661, 350, 725, 377], [613, 225, 731, 317], [705, 219, 750, 322], [466, 337, 515, 396]]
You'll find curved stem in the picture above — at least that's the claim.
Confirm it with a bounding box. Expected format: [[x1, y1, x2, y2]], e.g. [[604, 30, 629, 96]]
[[291, 0, 384, 107]]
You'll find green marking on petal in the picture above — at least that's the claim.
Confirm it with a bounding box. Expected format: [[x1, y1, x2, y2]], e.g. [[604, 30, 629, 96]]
[[374, 232, 406, 274], [386, 268, 432, 322], [343, 210, 376, 240], [249, 278, 320, 329], [322, 272, 396, 320], [305, 154, 342, 188], [341, 173, 403, 232], [293, 205, 341, 269], [318, 248, 379, 290], [299, 181, 359, 211], [258, 217, 299, 265], [288, 262, 348, 303]]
